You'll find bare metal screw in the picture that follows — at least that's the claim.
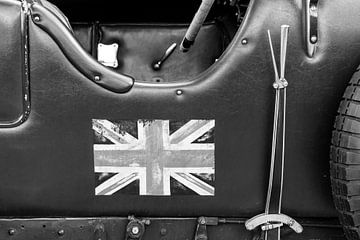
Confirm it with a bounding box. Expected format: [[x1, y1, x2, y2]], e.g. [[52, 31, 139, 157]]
[[241, 38, 248, 45], [8, 228, 16, 236], [176, 90, 183, 96], [131, 226, 140, 235], [58, 229, 65, 236], [94, 76, 101, 82], [310, 35, 318, 43], [34, 16, 40, 22]]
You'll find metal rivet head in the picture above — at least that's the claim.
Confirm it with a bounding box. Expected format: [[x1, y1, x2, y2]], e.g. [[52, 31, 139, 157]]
[[310, 35, 318, 43], [8, 228, 16, 236], [94, 76, 101, 82], [176, 90, 183, 96], [58, 229, 65, 236], [131, 226, 140, 235], [310, 4, 317, 11], [241, 38, 248, 45], [160, 228, 167, 236], [199, 217, 206, 225], [34, 15, 40, 22]]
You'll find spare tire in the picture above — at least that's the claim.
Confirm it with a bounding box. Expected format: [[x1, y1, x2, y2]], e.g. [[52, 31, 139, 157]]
[[331, 66, 360, 240]]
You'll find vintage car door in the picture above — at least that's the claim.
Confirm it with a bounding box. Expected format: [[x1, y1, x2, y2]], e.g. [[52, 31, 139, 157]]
[[1, 0, 360, 239]]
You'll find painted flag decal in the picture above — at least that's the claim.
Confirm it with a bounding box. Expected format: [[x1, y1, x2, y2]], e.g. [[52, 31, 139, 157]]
[[93, 119, 215, 196]]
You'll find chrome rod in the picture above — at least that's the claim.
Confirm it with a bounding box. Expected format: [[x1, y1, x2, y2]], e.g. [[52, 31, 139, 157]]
[[280, 25, 289, 80]]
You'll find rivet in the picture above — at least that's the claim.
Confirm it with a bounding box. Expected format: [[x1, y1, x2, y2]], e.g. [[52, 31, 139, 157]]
[[199, 217, 206, 225], [241, 38, 248, 45], [310, 35, 318, 43], [94, 75, 101, 82], [58, 229, 65, 236], [310, 4, 317, 11], [176, 90, 183, 96], [8, 228, 16, 236], [273, 83, 279, 89], [160, 228, 167, 236], [131, 226, 140, 235], [34, 15, 40, 22]]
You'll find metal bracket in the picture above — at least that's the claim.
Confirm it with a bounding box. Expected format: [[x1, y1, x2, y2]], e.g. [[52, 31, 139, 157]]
[[305, 0, 319, 57], [94, 224, 106, 240], [97, 43, 119, 68], [245, 213, 303, 234], [194, 217, 219, 240], [125, 216, 151, 240]]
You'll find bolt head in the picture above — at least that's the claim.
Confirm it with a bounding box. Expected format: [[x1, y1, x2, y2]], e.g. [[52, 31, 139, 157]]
[[310, 35, 317, 43], [34, 16, 40, 22], [8, 228, 16, 235], [94, 76, 101, 82], [58, 229, 65, 236], [131, 226, 140, 235], [176, 90, 183, 96], [273, 83, 279, 89], [241, 38, 248, 45]]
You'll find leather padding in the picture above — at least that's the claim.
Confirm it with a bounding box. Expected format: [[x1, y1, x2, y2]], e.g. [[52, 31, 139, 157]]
[[99, 22, 229, 82]]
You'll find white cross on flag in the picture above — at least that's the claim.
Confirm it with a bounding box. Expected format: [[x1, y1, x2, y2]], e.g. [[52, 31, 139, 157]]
[[93, 119, 215, 196]]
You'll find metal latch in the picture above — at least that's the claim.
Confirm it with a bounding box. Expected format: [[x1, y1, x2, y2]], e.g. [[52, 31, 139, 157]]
[[194, 217, 219, 240], [305, 0, 319, 57], [125, 216, 151, 240], [97, 43, 119, 68]]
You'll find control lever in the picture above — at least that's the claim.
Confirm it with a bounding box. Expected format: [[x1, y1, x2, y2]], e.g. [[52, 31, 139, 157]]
[[180, 0, 215, 52], [245, 25, 303, 240], [153, 43, 177, 70]]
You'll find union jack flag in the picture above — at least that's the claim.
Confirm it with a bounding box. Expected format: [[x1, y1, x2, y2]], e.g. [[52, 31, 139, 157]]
[[93, 119, 215, 196]]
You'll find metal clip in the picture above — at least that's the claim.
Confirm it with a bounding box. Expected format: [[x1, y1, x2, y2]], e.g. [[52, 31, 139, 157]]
[[267, 25, 289, 89], [245, 213, 303, 234], [305, 0, 319, 57]]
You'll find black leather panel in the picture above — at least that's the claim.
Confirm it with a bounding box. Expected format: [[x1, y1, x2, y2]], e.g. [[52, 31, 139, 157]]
[[99, 23, 228, 82], [0, 1, 24, 123], [72, 23, 93, 54], [1, 0, 360, 218]]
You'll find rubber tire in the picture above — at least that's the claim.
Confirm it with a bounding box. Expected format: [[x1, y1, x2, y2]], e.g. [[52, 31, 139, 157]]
[[331, 66, 360, 240]]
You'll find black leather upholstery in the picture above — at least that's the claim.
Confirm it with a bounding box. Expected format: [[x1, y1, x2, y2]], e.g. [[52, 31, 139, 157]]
[[98, 22, 229, 82], [72, 23, 94, 54]]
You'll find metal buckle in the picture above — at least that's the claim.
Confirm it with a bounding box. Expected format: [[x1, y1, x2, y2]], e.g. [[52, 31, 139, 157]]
[[97, 43, 119, 68]]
